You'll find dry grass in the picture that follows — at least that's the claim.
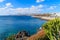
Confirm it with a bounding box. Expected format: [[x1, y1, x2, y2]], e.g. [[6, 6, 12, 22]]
[[27, 29, 46, 40]]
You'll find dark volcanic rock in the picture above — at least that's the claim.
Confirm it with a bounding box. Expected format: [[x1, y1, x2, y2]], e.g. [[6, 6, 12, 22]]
[[15, 31, 30, 40]]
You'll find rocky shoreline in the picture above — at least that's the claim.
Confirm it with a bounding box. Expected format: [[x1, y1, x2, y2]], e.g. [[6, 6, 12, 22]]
[[6, 31, 30, 40]]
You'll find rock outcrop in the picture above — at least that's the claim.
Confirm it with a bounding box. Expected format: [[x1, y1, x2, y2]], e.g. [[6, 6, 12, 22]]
[[15, 31, 30, 40]]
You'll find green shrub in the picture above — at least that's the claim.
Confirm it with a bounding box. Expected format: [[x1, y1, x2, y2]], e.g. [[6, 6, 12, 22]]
[[37, 35, 49, 40], [43, 18, 60, 40], [6, 35, 15, 40]]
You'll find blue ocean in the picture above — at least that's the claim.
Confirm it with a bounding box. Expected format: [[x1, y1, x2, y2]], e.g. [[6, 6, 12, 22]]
[[0, 16, 46, 40]]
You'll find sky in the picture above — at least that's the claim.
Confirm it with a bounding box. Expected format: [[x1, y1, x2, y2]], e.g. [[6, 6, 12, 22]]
[[0, 0, 60, 15]]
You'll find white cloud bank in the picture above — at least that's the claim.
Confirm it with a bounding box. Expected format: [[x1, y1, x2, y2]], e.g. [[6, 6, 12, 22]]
[[0, 2, 57, 15], [0, 3, 44, 15]]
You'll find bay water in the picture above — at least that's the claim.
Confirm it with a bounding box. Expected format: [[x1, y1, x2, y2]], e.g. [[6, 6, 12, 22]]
[[0, 16, 46, 40]]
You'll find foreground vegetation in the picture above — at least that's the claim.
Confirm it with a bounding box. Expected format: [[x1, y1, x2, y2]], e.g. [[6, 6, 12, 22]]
[[6, 18, 60, 40], [43, 18, 60, 40]]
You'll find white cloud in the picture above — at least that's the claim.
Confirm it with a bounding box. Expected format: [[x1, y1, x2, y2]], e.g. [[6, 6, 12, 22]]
[[5, 3, 13, 8], [36, 0, 45, 3], [48, 6, 57, 10], [38, 5, 43, 8], [0, 0, 4, 2]]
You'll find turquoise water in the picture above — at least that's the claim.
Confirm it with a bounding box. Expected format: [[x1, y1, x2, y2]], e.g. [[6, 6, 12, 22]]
[[0, 16, 46, 40]]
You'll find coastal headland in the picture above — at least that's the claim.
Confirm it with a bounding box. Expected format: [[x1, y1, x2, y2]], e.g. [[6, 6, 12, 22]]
[[32, 16, 55, 21], [31, 13, 58, 21]]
